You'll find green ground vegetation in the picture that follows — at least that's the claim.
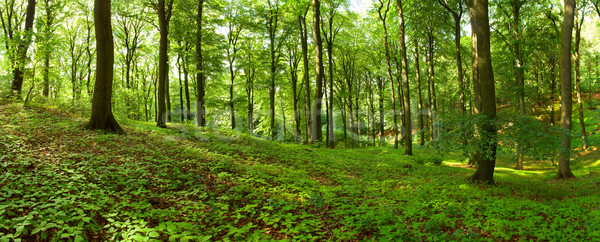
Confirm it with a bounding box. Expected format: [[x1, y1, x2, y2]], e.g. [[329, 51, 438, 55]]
[[1, 99, 599, 241]]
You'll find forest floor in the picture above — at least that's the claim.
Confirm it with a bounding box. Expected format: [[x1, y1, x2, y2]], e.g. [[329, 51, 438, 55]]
[[1, 99, 599, 241]]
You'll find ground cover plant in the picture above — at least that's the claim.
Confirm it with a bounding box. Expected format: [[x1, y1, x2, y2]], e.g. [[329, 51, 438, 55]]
[[1, 100, 600, 241]]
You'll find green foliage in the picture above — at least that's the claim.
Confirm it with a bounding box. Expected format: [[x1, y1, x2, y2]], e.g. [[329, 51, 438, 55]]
[[1, 101, 600, 241], [437, 113, 569, 165]]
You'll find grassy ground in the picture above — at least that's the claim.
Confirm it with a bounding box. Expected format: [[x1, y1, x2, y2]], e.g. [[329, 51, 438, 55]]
[[1, 100, 599, 241]]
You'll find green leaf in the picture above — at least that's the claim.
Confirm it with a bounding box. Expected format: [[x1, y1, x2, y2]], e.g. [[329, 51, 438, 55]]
[[149, 231, 159, 238], [74, 235, 85, 242], [14, 225, 23, 237]]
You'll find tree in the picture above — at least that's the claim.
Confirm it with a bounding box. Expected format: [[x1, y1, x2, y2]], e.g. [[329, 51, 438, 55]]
[[85, 0, 124, 134], [468, 0, 498, 185], [156, 0, 173, 128], [574, 1, 587, 150], [592, 0, 600, 17], [414, 39, 425, 146], [196, 0, 207, 127], [437, 0, 465, 113], [225, 0, 243, 130], [311, 0, 325, 143], [321, 0, 343, 148], [396, 0, 412, 155], [298, 6, 312, 142], [557, 0, 575, 179], [377, 0, 399, 149], [1, 0, 37, 98]]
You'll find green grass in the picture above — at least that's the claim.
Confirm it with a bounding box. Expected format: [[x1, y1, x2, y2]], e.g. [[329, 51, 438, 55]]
[[1, 99, 599, 241]]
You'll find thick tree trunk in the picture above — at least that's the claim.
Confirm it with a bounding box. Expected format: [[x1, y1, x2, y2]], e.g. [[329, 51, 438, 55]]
[[557, 0, 576, 179], [157, 0, 172, 128], [468, 0, 497, 185], [196, 0, 207, 126], [396, 0, 412, 155], [311, 0, 324, 143], [85, 0, 124, 134]]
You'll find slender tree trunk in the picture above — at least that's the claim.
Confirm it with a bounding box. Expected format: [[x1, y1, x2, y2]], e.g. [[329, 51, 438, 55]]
[[513, 0, 527, 170], [397, 0, 412, 155], [86, 20, 94, 96], [326, 38, 335, 148], [42, 0, 53, 97], [414, 40, 424, 146], [292, 73, 301, 141], [299, 12, 312, 143], [311, 0, 324, 143], [229, 63, 236, 130], [468, 0, 497, 185], [246, 51, 255, 133], [183, 54, 192, 120], [378, 0, 399, 149], [557, 0, 576, 179], [550, 61, 556, 126], [85, 0, 124, 134], [377, 76, 385, 144], [267, 2, 280, 140], [196, 0, 207, 126], [574, 9, 587, 150]]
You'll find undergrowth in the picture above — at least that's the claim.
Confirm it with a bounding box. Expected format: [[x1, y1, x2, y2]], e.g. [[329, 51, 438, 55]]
[[1, 100, 599, 241]]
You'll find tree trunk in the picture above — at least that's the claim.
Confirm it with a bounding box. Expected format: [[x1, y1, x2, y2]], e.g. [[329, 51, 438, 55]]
[[246, 51, 255, 133], [557, 0, 576, 179], [42, 0, 54, 98], [10, 0, 36, 98], [378, 0, 399, 149], [326, 36, 335, 148], [229, 63, 236, 130], [183, 54, 192, 120], [157, 0, 172, 128], [377, 76, 385, 144], [396, 0, 412, 155], [468, 0, 497, 185], [292, 71, 301, 141], [299, 11, 312, 143], [267, 2, 280, 140], [177, 55, 184, 122], [196, 0, 207, 126], [574, 9, 587, 150], [549, 60, 556, 126], [414, 40, 424, 146], [311, 0, 324, 143], [85, 0, 124, 134], [86, 19, 94, 96]]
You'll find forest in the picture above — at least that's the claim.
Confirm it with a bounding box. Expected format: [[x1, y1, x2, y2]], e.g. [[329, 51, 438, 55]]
[[1, 0, 600, 240]]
